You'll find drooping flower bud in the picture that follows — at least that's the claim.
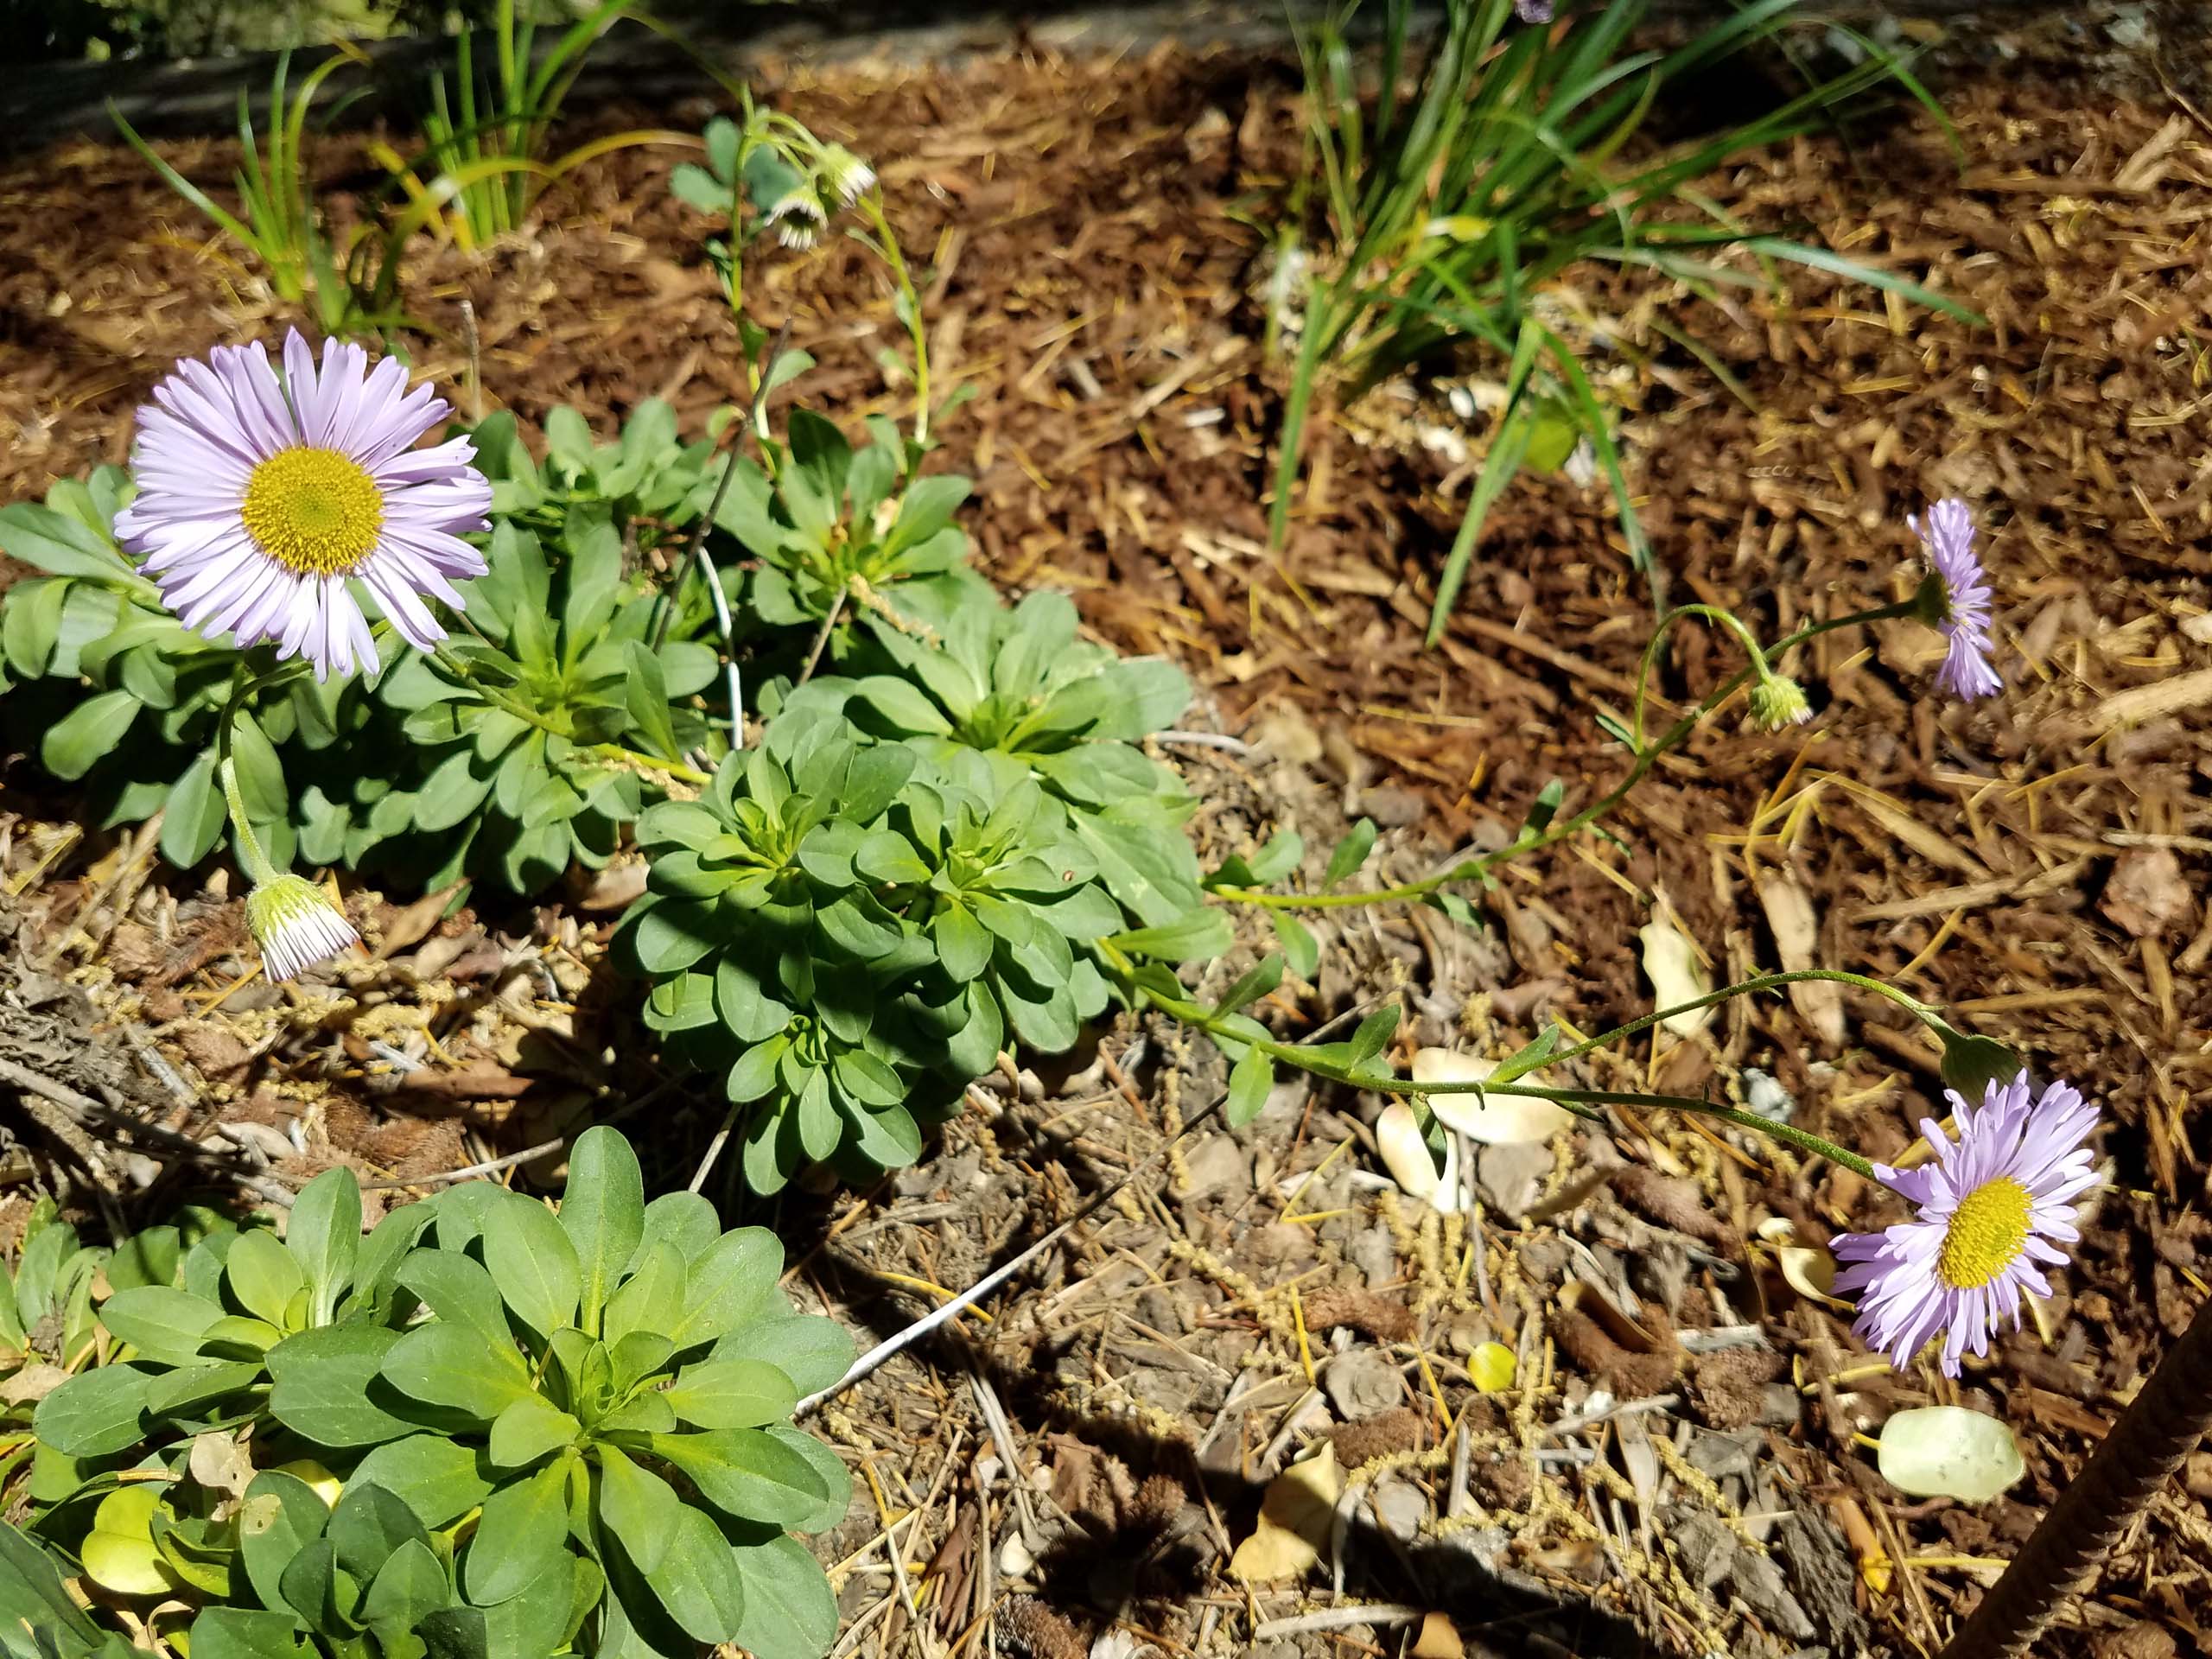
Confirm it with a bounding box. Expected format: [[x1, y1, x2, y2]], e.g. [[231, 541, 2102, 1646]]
[[1747, 676, 1813, 732], [246, 874, 359, 982]]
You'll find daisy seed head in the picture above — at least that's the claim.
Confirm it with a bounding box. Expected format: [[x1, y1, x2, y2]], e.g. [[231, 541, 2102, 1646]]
[[1906, 497, 2001, 702], [246, 874, 359, 983], [115, 330, 492, 681], [1832, 1073, 2099, 1376]]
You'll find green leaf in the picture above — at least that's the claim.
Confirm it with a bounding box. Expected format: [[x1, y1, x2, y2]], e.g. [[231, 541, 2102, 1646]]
[[666, 1226, 782, 1351], [663, 1357, 799, 1429], [105, 1225, 181, 1294], [711, 1313, 855, 1396], [346, 1434, 493, 1529], [462, 1457, 573, 1605], [644, 1505, 747, 1644], [397, 1249, 511, 1345], [41, 690, 139, 781], [266, 1324, 415, 1447], [624, 640, 681, 760], [732, 1534, 838, 1659], [1226, 1046, 1274, 1128], [0, 1507, 107, 1644], [230, 709, 287, 823], [96, 1286, 222, 1365], [1323, 819, 1378, 891], [1213, 954, 1284, 1018], [650, 1429, 829, 1527], [145, 1359, 264, 1418], [380, 1322, 536, 1423], [284, 1165, 362, 1326], [346, 1205, 435, 1320], [161, 749, 228, 868], [1348, 1005, 1402, 1066], [758, 1426, 853, 1534], [238, 1470, 330, 1616], [185, 1609, 312, 1659], [638, 1191, 721, 1266], [1108, 908, 1232, 963], [327, 1480, 431, 1585], [853, 675, 951, 736], [31, 1364, 152, 1458], [1521, 778, 1566, 835], [481, 1193, 582, 1338], [359, 1537, 452, 1630], [489, 1394, 580, 1470], [594, 1444, 683, 1573], [1271, 912, 1319, 981], [563, 1125, 645, 1338], [225, 1227, 307, 1329], [603, 1241, 684, 1349], [0, 499, 134, 581]]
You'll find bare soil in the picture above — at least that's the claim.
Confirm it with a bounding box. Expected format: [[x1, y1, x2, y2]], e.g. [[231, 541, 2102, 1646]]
[[3, 16, 2212, 1659]]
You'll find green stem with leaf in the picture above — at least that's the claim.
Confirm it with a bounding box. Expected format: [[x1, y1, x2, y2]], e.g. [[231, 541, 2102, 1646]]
[[429, 644, 710, 787], [1213, 599, 1916, 913], [1101, 941, 1881, 1181]]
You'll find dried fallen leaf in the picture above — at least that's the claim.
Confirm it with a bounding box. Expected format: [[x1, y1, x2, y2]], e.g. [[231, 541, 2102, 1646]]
[[1411, 1611, 1464, 1659], [1411, 1049, 1573, 1145], [1754, 1217, 1845, 1306], [1228, 1442, 1344, 1582], [1637, 916, 1713, 1039], [1376, 1101, 1460, 1211], [1753, 872, 1845, 1047]]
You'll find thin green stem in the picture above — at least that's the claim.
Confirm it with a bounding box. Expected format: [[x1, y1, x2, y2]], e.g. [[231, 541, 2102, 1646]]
[[429, 643, 709, 786], [1632, 602, 1775, 751], [859, 193, 930, 447], [1538, 968, 1938, 1070], [1214, 599, 1916, 912], [1103, 944, 1880, 1181]]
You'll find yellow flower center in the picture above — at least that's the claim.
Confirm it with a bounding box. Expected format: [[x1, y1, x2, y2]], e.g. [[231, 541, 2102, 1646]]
[[239, 447, 383, 576], [1938, 1175, 2032, 1289]]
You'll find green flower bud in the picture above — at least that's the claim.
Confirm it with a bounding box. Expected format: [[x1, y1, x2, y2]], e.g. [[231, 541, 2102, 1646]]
[[1747, 676, 1813, 733]]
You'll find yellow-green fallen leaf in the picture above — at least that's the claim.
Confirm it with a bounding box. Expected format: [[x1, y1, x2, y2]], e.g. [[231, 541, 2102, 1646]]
[[1877, 1407, 2024, 1502], [1468, 1342, 1516, 1394]]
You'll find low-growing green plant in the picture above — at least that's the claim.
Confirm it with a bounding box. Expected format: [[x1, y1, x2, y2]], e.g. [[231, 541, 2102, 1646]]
[[715, 408, 991, 636], [0, 432, 734, 897], [21, 1131, 849, 1656], [1269, 0, 1969, 634]]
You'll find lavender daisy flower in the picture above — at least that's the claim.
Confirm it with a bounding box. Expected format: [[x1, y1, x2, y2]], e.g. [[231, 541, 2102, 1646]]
[[1908, 498, 2002, 701], [245, 874, 359, 982], [115, 331, 491, 681], [1833, 1074, 2099, 1376]]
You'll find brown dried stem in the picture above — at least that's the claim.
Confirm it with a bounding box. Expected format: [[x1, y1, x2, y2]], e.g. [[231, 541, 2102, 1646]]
[[1940, 1291, 2212, 1659]]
